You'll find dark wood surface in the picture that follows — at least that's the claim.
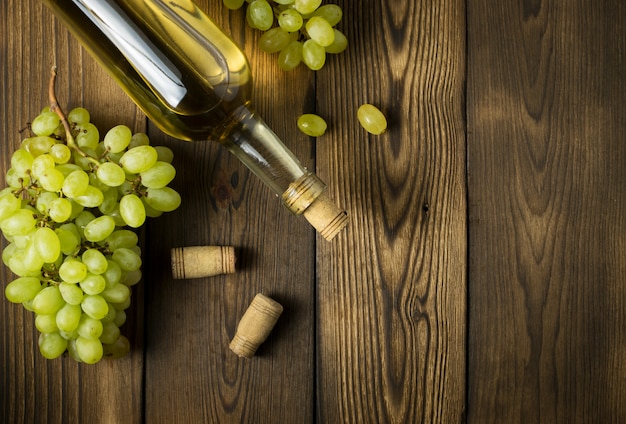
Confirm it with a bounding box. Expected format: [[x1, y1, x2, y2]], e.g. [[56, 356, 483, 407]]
[[1, 0, 624, 423]]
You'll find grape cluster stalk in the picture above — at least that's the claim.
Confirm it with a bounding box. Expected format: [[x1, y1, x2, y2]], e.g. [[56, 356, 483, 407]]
[[1, 68, 181, 364]]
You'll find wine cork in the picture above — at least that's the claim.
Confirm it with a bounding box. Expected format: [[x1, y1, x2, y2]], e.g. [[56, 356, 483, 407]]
[[281, 173, 348, 241], [302, 193, 348, 241], [170, 246, 236, 279], [229, 293, 283, 358]]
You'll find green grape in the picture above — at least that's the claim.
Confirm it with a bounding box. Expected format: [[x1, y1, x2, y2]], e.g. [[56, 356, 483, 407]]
[[112, 248, 142, 272], [56, 303, 82, 333], [144, 187, 181, 212], [31, 111, 61, 137], [247, 0, 274, 31], [223, 0, 245, 10], [119, 145, 158, 174], [154, 145, 174, 163], [259, 27, 293, 53], [75, 123, 100, 150], [74, 210, 96, 233], [128, 132, 150, 149], [139, 161, 176, 189], [110, 295, 131, 312], [96, 162, 127, 188], [23, 136, 56, 157], [59, 282, 85, 305], [357, 103, 388, 135], [103, 335, 130, 359], [119, 194, 146, 228], [31, 285, 65, 315], [81, 294, 109, 320], [312, 4, 343, 26], [294, 0, 322, 15], [59, 259, 88, 284], [35, 313, 59, 333], [103, 125, 133, 153], [73, 185, 104, 208], [325, 29, 348, 54], [11, 149, 34, 176], [278, 40, 303, 71], [68, 107, 90, 125], [77, 314, 103, 339], [38, 167, 65, 192], [82, 249, 108, 275], [105, 230, 139, 251], [101, 283, 130, 304], [80, 274, 107, 295], [1, 209, 37, 236], [38, 332, 68, 359], [56, 227, 80, 255], [99, 322, 121, 345], [274, 0, 295, 4], [98, 188, 119, 215], [112, 308, 127, 327], [4, 276, 42, 304], [302, 39, 326, 70], [83, 215, 116, 242], [31, 154, 56, 180], [75, 336, 103, 364], [305, 16, 335, 47], [278, 9, 303, 32], [34, 227, 61, 263], [121, 269, 142, 287], [297, 114, 328, 137], [102, 260, 122, 288], [49, 144, 72, 164], [49, 197, 73, 223], [142, 198, 163, 218], [36, 191, 58, 214], [56, 163, 82, 178], [62, 169, 90, 198], [0, 192, 22, 221], [100, 305, 117, 324]]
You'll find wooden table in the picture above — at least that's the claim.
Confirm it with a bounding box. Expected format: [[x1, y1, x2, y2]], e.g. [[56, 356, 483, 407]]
[[2, 0, 625, 422]]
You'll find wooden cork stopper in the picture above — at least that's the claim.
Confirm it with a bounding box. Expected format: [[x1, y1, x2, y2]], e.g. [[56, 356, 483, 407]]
[[229, 293, 283, 358], [170, 246, 236, 279], [302, 193, 348, 241]]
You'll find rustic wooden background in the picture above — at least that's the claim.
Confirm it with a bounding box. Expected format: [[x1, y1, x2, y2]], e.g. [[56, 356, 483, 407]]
[[1, 0, 624, 422]]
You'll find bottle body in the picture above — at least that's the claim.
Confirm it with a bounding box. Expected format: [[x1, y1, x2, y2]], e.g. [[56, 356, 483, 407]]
[[42, 0, 347, 239]]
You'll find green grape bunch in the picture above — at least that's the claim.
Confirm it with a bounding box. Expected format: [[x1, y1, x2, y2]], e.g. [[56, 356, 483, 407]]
[[224, 0, 348, 71], [1, 69, 181, 364]]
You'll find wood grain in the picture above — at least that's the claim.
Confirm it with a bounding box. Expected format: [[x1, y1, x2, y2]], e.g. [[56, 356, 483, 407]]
[[1, 1, 145, 423], [467, 0, 626, 422], [141, 2, 317, 423], [316, 0, 467, 422]]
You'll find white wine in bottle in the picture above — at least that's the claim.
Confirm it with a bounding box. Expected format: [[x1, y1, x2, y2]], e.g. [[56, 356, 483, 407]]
[[42, 0, 348, 240]]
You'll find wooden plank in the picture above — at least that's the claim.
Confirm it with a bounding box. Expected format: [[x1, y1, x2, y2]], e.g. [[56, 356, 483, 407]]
[[467, 0, 626, 422], [142, 2, 316, 423], [1, 1, 145, 423], [316, 1, 467, 422]]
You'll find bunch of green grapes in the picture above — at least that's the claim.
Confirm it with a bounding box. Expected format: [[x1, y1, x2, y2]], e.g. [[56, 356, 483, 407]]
[[224, 0, 348, 71], [2, 103, 180, 364]]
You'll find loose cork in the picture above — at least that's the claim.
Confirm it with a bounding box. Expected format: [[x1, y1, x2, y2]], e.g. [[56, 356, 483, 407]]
[[229, 293, 283, 358], [302, 193, 349, 241], [170, 246, 236, 279]]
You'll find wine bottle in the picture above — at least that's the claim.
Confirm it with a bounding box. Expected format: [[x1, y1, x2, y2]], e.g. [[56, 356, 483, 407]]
[[41, 0, 348, 240]]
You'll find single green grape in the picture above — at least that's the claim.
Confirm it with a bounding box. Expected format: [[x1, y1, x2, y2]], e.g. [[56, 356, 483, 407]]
[[119, 194, 146, 228], [31, 111, 61, 137], [312, 4, 343, 26], [223, 0, 245, 10], [302, 39, 326, 70], [104, 125, 133, 153], [83, 215, 116, 242], [75, 336, 103, 364], [294, 0, 322, 15], [278, 9, 304, 32], [278, 40, 304, 71], [297, 114, 328, 137], [325, 29, 348, 54], [305, 17, 335, 47], [96, 162, 126, 187], [81, 294, 109, 320], [4, 276, 42, 304], [247, 0, 274, 31], [119, 145, 158, 174], [259, 27, 293, 53], [68, 107, 90, 125], [59, 259, 88, 284], [38, 332, 68, 359], [140, 161, 176, 189], [357, 104, 388, 135]]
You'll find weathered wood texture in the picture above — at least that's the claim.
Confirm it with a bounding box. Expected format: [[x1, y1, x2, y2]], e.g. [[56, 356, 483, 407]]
[[467, 0, 626, 422], [2, 0, 625, 423], [315, 0, 467, 422]]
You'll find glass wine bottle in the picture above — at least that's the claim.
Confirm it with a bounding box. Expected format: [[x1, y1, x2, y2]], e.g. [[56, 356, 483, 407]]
[[41, 0, 348, 240]]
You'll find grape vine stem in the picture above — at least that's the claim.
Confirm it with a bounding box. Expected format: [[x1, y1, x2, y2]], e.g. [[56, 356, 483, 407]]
[[48, 66, 100, 167]]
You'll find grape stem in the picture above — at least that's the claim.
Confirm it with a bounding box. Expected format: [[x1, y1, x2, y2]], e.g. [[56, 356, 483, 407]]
[[48, 66, 100, 168]]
